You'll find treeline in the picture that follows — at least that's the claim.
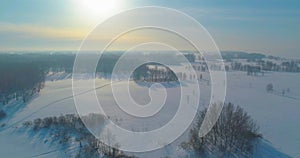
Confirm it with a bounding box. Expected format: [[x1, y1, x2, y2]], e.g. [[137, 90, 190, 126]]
[[0, 52, 125, 105], [221, 51, 266, 60], [0, 53, 76, 73], [182, 103, 261, 157], [0, 62, 45, 104], [231, 60, 300, 74], [23, 114, 136, 158], [0, 53, 79, 105], [220, 51, 300, 73]]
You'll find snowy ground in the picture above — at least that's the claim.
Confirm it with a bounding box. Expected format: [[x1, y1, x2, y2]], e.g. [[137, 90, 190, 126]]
[[225, 72, 300, 157], [0, 71, 299, 157]]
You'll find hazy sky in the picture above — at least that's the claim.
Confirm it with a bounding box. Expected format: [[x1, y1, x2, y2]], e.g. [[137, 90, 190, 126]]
[[0, 0, 299, 58]]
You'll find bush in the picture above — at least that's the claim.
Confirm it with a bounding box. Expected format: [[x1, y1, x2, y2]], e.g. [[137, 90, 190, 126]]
[[266, 83, 274, 93], [33, 118, 42, 130], [24, 114, 134, 158], [0, 109, 6, 120]]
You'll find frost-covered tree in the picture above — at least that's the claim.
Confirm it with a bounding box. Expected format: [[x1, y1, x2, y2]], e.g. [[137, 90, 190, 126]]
[[182, 103, 261, 157]]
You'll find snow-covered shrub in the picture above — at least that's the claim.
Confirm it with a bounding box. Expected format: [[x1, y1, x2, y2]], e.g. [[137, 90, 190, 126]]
[[22, 121, 32, 127], [266, 83, 274, 93], [0, 109, 6, 120], [23, 114, 135, 158]]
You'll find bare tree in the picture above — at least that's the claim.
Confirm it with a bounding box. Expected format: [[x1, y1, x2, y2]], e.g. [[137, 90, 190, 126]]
[[266, 83, 274, 93], [183, 103, 261, 157]]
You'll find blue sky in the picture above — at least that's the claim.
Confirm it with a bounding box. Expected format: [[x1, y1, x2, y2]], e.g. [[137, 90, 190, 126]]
[[0, 0, 299, 58]]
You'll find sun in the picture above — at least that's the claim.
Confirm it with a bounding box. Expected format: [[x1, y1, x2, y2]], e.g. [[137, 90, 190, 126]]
[[77, 0, 123, 20]]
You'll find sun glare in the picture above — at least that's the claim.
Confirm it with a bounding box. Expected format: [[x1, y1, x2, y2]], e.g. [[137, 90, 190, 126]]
[[78, 0, 122, 20]]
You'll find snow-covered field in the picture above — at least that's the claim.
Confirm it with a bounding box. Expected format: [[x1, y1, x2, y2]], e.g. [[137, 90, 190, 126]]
[[0, 71, 299, 157], [225, 72, 300, 158]]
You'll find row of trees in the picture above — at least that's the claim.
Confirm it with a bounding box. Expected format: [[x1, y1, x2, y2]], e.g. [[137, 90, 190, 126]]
[[231, 60, 300, 74], [23, 114, 135, 158]]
